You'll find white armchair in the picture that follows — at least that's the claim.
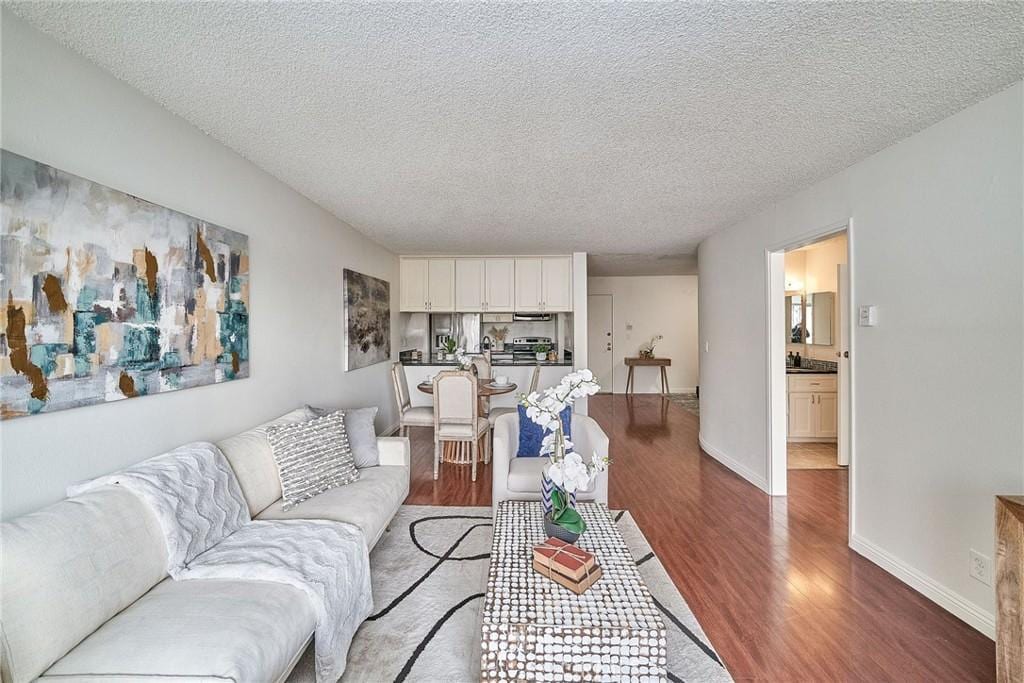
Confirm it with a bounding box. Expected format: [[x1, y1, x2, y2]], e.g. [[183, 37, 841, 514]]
[[492, 412, 609, 509]]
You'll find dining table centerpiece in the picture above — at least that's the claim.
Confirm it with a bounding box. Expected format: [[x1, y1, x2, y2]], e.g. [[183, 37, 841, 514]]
[[520, 369, 608, 543]]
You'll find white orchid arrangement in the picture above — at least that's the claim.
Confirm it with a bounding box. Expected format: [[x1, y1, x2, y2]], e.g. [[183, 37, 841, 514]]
[[454, 349, 473, 370], [520, 368, 608, 535]]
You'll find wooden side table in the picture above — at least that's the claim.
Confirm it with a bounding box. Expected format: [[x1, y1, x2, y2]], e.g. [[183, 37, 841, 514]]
[[624, 357, 671, 394], [997, 495, 1024, 682]]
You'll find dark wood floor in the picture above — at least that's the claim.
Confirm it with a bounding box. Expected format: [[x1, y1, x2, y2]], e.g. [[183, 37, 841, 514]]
[[405, 394, 995, 681]]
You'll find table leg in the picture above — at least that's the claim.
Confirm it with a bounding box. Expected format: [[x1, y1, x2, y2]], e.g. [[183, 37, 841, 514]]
[[626, 366, 634, 394], [661, 366, 668, 394]]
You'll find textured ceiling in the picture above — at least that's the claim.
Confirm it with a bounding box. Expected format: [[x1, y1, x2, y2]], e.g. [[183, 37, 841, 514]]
[[9, 2, 1024, 274]]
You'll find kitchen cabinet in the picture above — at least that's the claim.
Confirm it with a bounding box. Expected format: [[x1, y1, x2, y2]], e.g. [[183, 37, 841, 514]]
[[514, 258, 544, 311], [515, 256, 572, 312], [787, 374, 837, 441], [455, 258, 515, 312], [455, 259, 484, 311], [484, 258, 516, 312], [542, 256, 573, 311], [400, 258, 428, 311], [400, 258, 455, 312]]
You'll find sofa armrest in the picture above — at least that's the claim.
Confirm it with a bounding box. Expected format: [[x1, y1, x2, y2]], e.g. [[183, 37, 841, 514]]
[[377, 436, 410, 468]]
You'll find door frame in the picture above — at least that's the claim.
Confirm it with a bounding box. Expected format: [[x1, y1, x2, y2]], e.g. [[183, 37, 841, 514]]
[[587, 293, 614, 393], [764, 219, 855, 540]]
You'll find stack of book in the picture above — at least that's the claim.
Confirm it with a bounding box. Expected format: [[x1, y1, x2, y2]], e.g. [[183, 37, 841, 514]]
[[532, 537, 603, 594]]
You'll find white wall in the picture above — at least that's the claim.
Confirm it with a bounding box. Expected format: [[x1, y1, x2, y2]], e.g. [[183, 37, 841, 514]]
[[698, 82, 1023, 636], [587, 275, 699, 393], [0, 14, 400, 519]]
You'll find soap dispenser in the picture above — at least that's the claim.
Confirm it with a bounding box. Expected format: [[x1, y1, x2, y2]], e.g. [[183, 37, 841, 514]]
[[794, 352, 802, 368]]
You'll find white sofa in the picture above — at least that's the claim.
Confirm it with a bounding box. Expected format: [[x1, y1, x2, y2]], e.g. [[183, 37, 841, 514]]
[[0, 407, 410, 683], [491, 412, 609, 508]]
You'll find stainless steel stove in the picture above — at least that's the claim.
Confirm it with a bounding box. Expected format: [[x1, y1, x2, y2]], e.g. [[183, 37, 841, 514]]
[[508, 336, 555, 361]]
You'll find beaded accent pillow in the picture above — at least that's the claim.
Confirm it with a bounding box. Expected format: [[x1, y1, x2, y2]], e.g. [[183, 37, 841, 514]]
[[266, 410, 359, 510]]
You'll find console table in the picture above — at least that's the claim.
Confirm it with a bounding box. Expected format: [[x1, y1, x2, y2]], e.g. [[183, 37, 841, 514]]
[[624, 357, 671, 394]]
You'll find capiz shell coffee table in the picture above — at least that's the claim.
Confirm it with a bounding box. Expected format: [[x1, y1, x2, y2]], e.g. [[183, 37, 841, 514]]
[[481, 501, 667, 681]]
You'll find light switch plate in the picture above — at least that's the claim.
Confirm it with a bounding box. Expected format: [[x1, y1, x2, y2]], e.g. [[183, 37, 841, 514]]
[[858, 305, 877, 327]]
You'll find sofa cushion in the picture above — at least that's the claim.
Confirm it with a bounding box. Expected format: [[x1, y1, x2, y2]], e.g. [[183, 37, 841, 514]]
[[508, 457, 597, 495], [41, 578, 315, 683], [217, 407, 314, 516], [1, 486, 168, 683], [308, 405, 381, 468], [257, 465, 408, 549], [267, 411, 360, 511]]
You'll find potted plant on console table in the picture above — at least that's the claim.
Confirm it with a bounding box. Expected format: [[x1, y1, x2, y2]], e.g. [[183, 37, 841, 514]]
[[520, 369, 608, 543]]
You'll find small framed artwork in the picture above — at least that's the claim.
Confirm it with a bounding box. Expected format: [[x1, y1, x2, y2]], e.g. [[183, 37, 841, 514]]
[[343, 268, 391, 371]]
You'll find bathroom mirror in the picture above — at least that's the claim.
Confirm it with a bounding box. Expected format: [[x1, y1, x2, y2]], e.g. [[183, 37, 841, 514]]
[[806, 291, 834, 346], [785, 294, 804, 344]]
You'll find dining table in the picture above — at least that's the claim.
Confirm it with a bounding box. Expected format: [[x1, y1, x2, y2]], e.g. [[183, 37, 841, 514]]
[[416, 377, 518, 465]]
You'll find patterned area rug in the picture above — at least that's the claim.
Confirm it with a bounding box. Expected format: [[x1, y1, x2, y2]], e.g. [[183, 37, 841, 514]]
[[288, 505, 731, 682], [667, 393, 700, 416]]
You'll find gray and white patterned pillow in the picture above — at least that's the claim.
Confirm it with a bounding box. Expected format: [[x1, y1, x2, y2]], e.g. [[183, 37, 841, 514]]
[[266, 410, 359, 510]]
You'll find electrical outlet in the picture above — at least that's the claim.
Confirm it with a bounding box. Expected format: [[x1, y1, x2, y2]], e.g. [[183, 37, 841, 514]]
[[969, 549, 991, 586]]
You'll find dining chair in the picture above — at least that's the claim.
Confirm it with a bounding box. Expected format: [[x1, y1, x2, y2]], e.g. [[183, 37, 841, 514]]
[[432, 369, 490, 482], [469, 353, 492, 380], [390, 362, 434, 437], [486, 362, 541, 428]]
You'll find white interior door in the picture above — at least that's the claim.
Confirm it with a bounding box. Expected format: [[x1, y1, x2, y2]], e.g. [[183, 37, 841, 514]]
[[837, 262, 850, 466], [587, 294, 613, 392]]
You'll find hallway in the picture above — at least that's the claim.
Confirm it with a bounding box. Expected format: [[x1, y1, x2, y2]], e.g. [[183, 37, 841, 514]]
[[404, 394, 994, 681]]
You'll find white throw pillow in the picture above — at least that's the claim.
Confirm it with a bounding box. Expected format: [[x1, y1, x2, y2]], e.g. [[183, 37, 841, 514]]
[[306, 404, 380, 468], [267, 411, 360, 510]]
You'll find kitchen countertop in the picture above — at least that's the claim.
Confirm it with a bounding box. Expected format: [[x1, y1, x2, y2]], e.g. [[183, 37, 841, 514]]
[[402, 355, 573, 367]]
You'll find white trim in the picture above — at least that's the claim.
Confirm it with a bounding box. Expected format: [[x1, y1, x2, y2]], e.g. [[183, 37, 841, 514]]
[[698, 433, 769, 493], [381, 422, 401, 437], [849, 533, 995, 639]]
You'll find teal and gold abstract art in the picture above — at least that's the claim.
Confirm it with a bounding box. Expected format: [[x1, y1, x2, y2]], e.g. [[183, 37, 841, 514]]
[[0, 150, 250, 419]]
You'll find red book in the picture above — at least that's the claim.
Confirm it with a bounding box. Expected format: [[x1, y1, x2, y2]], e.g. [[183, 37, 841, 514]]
[[533, 559, 603, 594], [532, 537, 597, 582]]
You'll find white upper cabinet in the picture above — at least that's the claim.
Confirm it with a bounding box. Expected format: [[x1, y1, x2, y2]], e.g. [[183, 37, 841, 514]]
[[455, 259, 486, 311], [400, 258, 455, 312], [405, 255, 571, 312], [514, 258, 544, 311], [515, 256, 572, 312], [400, 258, 429, 311], [484, 258, 516, 312], [427, 258, 455, 312], [541, 256, 573, 311]]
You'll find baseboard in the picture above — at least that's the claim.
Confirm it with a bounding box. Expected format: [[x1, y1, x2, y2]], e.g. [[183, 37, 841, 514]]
[[697, 433, 769, 493], [849, 533, 995, 639], [382, 423, 402, 437]]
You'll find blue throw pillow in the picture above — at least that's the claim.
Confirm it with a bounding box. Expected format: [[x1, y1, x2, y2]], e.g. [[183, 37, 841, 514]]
[[517, 405, 572, 457]]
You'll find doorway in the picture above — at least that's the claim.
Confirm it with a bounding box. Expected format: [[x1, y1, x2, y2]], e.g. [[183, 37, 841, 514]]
[[588, 294, 613, 392], [766, 223, 853, 515]]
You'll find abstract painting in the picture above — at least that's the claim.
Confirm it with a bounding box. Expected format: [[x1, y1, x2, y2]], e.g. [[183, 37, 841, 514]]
[[0, 150, 250, 419], [344, 268, 390, 371]]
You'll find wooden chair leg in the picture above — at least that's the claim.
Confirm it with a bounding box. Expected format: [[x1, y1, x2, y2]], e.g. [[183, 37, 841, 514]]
[[471, 438, 478, 482], [433, 438, 441, 480]]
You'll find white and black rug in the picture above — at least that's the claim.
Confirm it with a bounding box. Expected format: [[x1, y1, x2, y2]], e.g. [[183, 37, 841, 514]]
[[289, 505, 731, 682]]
